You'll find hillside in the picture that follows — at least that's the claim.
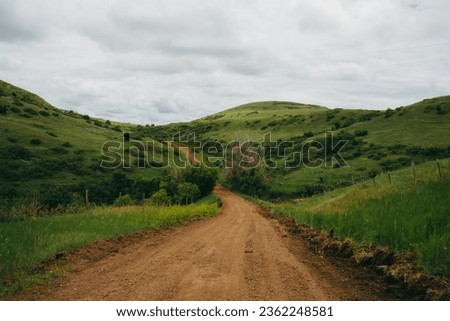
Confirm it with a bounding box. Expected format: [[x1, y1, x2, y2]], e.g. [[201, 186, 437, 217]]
[[1, 79, 449, 203], [144, 97, 450, 199], [0, 80, 165, 208]]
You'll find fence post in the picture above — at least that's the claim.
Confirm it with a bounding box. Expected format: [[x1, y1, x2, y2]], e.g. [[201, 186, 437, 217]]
[[388, 171, 392, 184], [85, 189, 89, 206], [32, 189, 39, 218], [411, 161, 416, 183], [437, 159, 442, 178], [351, 175, 355, 185]]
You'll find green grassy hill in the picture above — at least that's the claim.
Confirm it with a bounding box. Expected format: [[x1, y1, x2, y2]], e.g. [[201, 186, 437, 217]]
[[274, 159, 450, 277], [0, 80, 164, 209], [145, 97, 450, 199], [1, 79, 449, 203]]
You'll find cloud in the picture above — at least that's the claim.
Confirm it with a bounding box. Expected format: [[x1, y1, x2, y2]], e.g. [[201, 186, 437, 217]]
[[0, 0, 45, 42], [0, 0, 449, 125]]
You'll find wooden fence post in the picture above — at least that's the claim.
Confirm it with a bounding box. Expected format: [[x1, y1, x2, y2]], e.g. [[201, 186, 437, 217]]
[[437, 159, 442, 178], [85, 189, 89, 206], [388, 171, 392, 184], [411, 161, 416, 183], [32, 189, 39, 218]]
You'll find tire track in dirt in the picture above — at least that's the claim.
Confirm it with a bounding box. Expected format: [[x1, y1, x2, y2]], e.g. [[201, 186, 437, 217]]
[[23, 185, 392, 300]]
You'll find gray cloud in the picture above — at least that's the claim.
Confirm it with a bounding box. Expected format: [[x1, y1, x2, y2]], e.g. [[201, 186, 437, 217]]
[[0, 0, 449, 125], [0, 0, 45, 42]]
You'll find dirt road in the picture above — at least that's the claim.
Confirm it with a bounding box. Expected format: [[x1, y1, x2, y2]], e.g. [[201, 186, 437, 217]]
[[28, 185, 389, 300]]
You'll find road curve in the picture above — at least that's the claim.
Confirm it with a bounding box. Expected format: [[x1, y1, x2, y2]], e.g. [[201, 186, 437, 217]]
[[30, 185, 387, 300]]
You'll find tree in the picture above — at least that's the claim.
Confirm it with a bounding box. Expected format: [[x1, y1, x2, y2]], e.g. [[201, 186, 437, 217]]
[[182, 166, 216, 197], [177, 183, 200, 205], [149, 189, 171, 206], [113, 194, 133, 207], [0, 105, 7, 114]]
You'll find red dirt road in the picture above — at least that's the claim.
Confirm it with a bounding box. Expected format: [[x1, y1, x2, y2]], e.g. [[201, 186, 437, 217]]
[[27, 185, 389, 300]]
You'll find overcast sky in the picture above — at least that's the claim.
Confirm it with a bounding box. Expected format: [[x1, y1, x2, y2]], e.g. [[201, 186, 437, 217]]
[[1, 0, 449, 124]]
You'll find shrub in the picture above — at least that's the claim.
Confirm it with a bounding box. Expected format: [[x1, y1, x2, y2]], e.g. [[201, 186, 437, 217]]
[[303, 131, 314, 138], [29, 138, 42, 145], [0, 105, 7, 114], [7, 136, 18, 143], [149, 189, 171, 206], [384, 108, 394, 118], [354, 130, 368, 137], [2, 145, 31, 160], [24, 107, 38, 115], [62, 142, 72, 148], [182, 167, 217, 197], [10, 106, 20, 113], [333, 121, 341, 130], [38, 110, 50, 117], [177, 183, 200, 205], [52, 112, 59, 117], [113, 194, 134, 207]]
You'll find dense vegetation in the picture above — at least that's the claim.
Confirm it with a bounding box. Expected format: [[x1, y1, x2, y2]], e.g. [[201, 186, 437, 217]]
[[274, 160, 450, 277], [0, 196, 220, 295], [141, 98, 450, 200], [0, 81, 219, 221]]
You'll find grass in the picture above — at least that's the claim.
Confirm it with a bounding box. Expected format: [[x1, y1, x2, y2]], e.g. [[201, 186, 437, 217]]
[[0, 196, 219, 295], [0, 80, 165, 200], [2, 80, 450, 201], [145, 96, 450, 199], [273, 159, 450, 277]]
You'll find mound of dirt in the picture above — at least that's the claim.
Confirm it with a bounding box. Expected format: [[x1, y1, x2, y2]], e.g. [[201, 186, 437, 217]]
[[271, 214, 450, 300]]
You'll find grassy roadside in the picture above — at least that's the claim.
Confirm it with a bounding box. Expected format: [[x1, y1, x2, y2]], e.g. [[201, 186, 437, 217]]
[[0, 196, 220, 295], [272, 159, 450, 277]]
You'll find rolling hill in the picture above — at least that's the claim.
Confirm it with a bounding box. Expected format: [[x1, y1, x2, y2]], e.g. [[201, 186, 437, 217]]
[[0, 80, 165, 208], [1, 79, 449, 203], [144, 98, 450, 199]]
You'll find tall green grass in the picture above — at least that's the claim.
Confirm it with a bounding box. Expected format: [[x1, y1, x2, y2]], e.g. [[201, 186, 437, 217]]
[[274, 161, 450, 277], [0, 199, 219, 292]]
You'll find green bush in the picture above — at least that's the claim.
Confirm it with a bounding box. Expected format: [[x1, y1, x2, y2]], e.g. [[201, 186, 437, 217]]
[[0, 105, 8, 114], [149, 189, 171, 206], [177, 183, 200, 205], [1, 145, 31, 160], [24, 107, 38, 115], [355, 129, 368, 137], [29, 138, 41, 145], [113, 194, 134, 207], [10, 106, 20, 113], [182, 166, 217, 197]]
